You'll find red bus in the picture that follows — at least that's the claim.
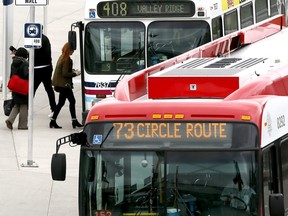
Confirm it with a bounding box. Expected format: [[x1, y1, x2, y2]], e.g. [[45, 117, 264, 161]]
[[52, 14, 288, 216]]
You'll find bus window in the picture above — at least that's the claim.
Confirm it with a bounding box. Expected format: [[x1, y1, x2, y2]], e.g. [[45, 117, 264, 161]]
[[212, 16, 223, 40], [270, 0, 281, 16], [78, 149, 259, 216], [166, 151, 258, 215], [280, 139, 288, 212], [147, 21, 211, 67], [263, 145, 279, 216], [224, 9, 238, 35], [240, 2, 254, 29], [255, 0, 269, 22], [84, 22, 145, 75]]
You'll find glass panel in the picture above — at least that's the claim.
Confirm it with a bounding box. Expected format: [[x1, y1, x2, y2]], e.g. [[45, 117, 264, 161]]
[[261, 149, 272, 216], [224, 10, 238, 35], [240, 3, 254, 29], [84, 22, 145, 74], [166, 151, 259, 215], [78, 150, 259, 216], [255, 0, 268, 22], [270, 0, 281, 16], [84, 21, 211, 72], [79, 150, 165, 216], [147, 21, 211, 66], [212, 16, 223, 40], [263, 145, 281, 216], [281, 141, 288, 213]]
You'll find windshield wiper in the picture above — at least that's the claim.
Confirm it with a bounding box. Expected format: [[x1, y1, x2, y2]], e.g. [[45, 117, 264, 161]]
[[100, 126, 114, 148]]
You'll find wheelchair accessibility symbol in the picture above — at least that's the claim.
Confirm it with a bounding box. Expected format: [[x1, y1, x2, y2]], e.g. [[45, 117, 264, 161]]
[[93, 134, 103, 145]]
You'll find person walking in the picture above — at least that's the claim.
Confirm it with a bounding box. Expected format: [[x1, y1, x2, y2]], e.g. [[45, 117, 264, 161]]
[[50, 42, 83, 129], [5, 47, 29, 130], [34, 32, 56, 115]]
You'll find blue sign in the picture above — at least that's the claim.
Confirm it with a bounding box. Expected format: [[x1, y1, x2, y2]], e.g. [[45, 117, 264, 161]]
[[3, 0, 13, 5], [89, 11, 96, 18], [24, 23, 42, 48], [93, 135, 103, 145]]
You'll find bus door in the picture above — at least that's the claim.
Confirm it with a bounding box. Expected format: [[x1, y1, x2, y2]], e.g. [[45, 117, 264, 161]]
[[279, 137, 288, 214]]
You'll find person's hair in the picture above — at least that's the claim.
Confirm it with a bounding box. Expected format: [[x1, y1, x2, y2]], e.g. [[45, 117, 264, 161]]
[[15, 47, 28, 59], [59, 42, 73, 62]]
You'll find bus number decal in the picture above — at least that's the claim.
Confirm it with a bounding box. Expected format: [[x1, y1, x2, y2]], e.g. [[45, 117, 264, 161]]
[[277, 115, 285, 129], [95, 82, 110, 88], [103, 3, 110, 16], [94, 210, 112, 216], [103, 2, 127, 16]]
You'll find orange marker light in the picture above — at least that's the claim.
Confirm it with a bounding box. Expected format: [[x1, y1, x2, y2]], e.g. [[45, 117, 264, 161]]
[[175, 114, 184, 119], [164, 114, 173, 119], [91, 115, 99, 120], [153, 114, 162, 119], [241, 115, 251, 121]]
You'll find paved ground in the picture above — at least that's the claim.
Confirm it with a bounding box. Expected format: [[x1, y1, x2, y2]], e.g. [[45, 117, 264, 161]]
[[0, 82, 82, 216], [0, 1, 85, 215]]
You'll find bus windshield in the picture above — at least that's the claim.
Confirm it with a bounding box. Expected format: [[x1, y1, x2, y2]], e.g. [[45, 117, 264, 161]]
[[84, 22, 145, 74], [84, 21, 210, 75], [79, 121, 259, 216], [147, 21, 210, 65]]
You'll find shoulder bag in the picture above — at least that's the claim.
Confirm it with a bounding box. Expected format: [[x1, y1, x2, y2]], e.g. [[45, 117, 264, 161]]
[[7, 74, 29, 95]]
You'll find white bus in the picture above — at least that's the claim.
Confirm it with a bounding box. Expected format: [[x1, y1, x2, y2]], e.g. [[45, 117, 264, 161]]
[[69, 0, 285, 119]]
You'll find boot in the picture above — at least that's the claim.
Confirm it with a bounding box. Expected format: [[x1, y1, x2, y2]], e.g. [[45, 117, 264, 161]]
[[72, 119, 83, 128], [49, 119, 62, 129]]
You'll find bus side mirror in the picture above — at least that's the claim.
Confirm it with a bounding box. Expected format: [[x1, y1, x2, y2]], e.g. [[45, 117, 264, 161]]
[[51, 153, 66, 181], [68, 30, 77, 50], [269, 193, 284, 216]]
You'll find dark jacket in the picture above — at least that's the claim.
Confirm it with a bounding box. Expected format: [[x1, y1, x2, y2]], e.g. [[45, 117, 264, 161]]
[[34, 34, 52, 67], [52, 57, 77, 89], [10, 56, 29, 104]]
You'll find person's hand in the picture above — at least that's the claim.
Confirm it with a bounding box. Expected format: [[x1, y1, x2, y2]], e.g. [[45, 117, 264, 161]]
[[73, 69, 81, 76]]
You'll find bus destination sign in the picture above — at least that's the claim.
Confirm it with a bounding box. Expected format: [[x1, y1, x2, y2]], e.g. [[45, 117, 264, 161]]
[[97, 1, 195, 18], [111, 122, 232, 142]]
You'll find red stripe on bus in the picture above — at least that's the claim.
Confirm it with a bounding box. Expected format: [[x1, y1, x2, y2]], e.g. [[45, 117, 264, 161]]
[[85, 89, 114, 95]]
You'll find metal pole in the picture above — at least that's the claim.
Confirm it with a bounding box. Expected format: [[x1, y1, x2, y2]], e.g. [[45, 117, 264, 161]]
[[2, 0, 14, 100], [22, 6, 38, 167], [43, 6, 48, 34]]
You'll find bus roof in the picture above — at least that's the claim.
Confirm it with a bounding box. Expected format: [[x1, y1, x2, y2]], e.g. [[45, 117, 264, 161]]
[[113, 14, 285, 102]]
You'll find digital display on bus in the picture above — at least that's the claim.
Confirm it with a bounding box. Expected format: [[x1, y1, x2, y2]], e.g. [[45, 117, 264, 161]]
[[97, 1, 196, 18], [112, 122, 230, 140], [87, 122, 247, 148]]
